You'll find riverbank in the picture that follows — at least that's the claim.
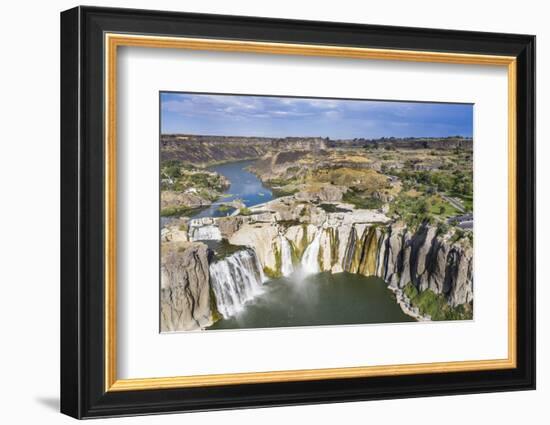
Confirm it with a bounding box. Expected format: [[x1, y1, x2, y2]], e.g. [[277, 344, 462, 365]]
[[160, 158, 473, 332], [389, 287, 431, 321]]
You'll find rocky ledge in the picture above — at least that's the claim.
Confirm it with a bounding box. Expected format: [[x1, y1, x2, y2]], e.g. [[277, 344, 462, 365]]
[[160, 241, 215, 332], [161, 196, 473, 331]]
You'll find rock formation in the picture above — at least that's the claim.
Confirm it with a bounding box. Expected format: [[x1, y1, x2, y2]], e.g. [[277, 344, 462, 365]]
[[161, 134, 328, 165], [161, 190, 211, 210], [161, 197, 473, 331], [160, 242, 214, 332], [188, 199, 473, 309]]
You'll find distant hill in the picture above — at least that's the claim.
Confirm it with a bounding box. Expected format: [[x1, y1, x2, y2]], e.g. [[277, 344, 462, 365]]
[[160, 134, 472, 165], [327, 137, 473, 150], [160, 134, 328, 165]]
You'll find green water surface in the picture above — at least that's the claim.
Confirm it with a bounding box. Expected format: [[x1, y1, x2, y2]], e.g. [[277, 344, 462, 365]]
[[209, 272, 414, 330]]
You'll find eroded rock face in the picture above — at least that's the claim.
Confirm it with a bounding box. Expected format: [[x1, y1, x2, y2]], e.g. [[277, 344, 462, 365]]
[[217, 216, 244, 239], [229, 223, 280, 272], [161, 190, 210, 210], [181, 196, 473, 316], [160, 242, 213, 332], [284, 224, 316, 259], [295, 184, 347, 202], [346, 223, 474, 307], [161, 218, 190, 243], [225, 216, 473, 308]]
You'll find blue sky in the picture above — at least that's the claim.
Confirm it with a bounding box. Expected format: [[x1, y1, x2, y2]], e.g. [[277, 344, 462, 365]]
[[160, 92, 473, 139]]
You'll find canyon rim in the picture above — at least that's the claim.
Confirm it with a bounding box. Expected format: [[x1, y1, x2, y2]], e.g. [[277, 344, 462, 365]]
[[159, 92, 474, 332]]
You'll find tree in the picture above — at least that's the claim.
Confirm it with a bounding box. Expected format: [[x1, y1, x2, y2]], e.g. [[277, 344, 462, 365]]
[[415, 200, 429, 215]]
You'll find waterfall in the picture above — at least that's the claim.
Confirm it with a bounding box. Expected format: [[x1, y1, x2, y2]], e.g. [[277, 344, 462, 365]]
[[301, 228, 322, 275], [279, 235, 294, 277], [190, 224, 222, 241], [343, 226, 357, 272], [358, 227, 379, 276], [209, 248, 265, 318]]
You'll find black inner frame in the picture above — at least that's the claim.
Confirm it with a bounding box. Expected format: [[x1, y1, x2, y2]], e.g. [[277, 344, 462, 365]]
[[60, 6, 535, 419]]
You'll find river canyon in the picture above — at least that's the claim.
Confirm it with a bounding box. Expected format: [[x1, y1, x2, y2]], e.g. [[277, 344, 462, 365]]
[[160, 153, 474, 332]]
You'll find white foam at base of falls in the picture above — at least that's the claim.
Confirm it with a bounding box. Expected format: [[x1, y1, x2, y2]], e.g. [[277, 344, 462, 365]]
[[209, 249, 265, 318]]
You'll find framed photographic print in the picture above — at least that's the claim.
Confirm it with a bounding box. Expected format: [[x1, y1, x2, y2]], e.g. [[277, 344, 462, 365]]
[[60, 6, 536, 419]]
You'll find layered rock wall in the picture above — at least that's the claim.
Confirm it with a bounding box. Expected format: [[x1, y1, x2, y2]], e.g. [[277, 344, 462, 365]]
[[161, 208, 473, 332], [160, 242, 214, 332], [219, 214, 473, 307]]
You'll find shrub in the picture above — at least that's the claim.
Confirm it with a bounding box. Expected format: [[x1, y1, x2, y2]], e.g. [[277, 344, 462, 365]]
[[436, 222, 449, 236], [239, 207, 253, 216], [403, 283, 419, 300], [451, 229, 465, 243], [160, 206, 191, 217], [403, 283, 472, 321], [342, 190, 384, 210]]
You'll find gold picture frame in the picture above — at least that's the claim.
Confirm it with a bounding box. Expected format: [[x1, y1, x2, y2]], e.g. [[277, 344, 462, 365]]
[[104, 33, 517, 392], [61, 7, 534, 419]]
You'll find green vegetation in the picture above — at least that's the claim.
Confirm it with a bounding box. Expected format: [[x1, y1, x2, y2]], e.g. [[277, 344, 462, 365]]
[[450, 228, 472, 244], [162, 160, 182, 180], [392, 153, 473, 215], [319, 203, 352, 213], [239, 207, 253, 216], [205, 240, 249, 261], [389, 193, 432, 228], [327, 227, 340, 267], [289, 240, 300, 266], [217, 205, 232, 213], [403, 283, 472, 320], [288, 224, 310, 261], [427, 195, 460, 217], [343, 189, 384, 210], [160, 160, 228, 197], [461, 195, 473, 212], [264, 176, 300, 198], [209, 287, 223, 324], [389, 190, 461, 229], [160, 206, 202, 217], [435, 222, 449, 236], [451, 228, 465, 243], [272, 244, 282, 277], [271, 186, 299, 197], [276, 220, 301, 228], [263, 266, 282, 279], [266, 177, 295, 186], [397, 168, 468, 194]]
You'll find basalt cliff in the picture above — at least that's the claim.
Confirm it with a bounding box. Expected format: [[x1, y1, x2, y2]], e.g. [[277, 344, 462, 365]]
[[161, 196, 473, 331], [160, 134, 472, 166], [160, 242, 214, 332]]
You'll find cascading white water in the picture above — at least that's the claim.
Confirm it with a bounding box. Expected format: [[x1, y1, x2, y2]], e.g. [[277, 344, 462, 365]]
[[279, 235, 294, 277], [209, 248, 265, 318], [190, 224, 222, 241], [301, 228, 322, 275]]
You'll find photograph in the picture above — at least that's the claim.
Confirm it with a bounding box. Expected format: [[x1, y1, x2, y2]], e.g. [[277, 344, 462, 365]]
[[57, 5, 536, 419], [159, 92, 474, 332]]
